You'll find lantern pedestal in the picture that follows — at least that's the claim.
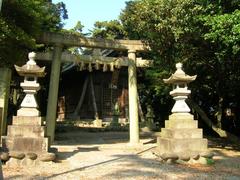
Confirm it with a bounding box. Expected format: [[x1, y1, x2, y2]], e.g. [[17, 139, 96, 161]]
[[17, 108, 40, 117], [157, 113, 208, 162], [156, 63, 211, 164]]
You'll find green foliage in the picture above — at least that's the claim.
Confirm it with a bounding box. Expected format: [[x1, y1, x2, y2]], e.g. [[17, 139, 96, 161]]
[[120, 0, 204, 122], [61, 21, 90, 56], [119, 0, 240, 131], [121, 0, 203, 63], [206, 158, 215, 165], [0, 0, 67, 67], [72, 21, 84, 33], [120, 0, 203, 108], [91, 20, 127, 39], [203, 10, 240, 55]]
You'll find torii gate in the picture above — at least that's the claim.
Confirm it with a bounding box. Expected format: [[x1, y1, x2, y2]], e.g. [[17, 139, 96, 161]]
[[36, 32, 151, 145]]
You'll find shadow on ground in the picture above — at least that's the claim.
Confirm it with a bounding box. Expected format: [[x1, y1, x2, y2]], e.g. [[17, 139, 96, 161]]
[[3, 129, 240, 180]]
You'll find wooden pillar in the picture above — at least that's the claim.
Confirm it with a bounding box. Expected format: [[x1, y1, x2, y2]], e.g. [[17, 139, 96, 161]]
[[128, 50, 139, 145], [73, 76, 89, 116], [89, 74, 99, 119], [46, 44, 62, 143], [0, 67, 12, 136]]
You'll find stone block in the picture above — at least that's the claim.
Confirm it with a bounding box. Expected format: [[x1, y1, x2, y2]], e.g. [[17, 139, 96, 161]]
[[160, 153, 179, 161], [157, 137, 208, 154], [168, 113, 194, 121], [9, 151, 25, 159], [26, 153, 37, 160], [165, 119, 198, 129], [161, 128, 203, 139], [7, 125, 45, 138], [178, 154, 190, 161], [1, 136, 49, 153], [0, 152, 9, 161], [39, 153, 56, 162], [17, 108, 40, 117], [12, 116, 43, 126]]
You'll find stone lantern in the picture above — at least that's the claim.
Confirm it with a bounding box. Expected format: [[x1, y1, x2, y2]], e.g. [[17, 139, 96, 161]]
[[156, 63, 211, 164], [14, 52, 45, 116], [163, 63, 196, 113], [1, 52, 55, 166]]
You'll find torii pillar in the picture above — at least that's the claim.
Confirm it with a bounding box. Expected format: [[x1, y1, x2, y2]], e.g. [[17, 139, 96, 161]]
[[46, 44, 63, 143], [128, 50, 139, 145]]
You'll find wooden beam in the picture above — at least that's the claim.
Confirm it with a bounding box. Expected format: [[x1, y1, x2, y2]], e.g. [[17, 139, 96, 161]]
[[73, 76, 89, 117], [89, 74, 99, 119], [35, 52, 153, 68], [38, 32, 149, 51]]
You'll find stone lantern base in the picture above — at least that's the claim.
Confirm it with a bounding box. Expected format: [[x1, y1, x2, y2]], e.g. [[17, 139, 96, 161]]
[[156, 113, 211, 164], [1, 116, 55, 166]]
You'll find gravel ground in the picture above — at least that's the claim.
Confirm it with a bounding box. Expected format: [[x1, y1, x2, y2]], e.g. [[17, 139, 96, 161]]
[[3, 131, 240, 180]]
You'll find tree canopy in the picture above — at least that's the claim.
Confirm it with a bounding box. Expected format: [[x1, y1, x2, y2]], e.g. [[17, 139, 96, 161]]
[[0, 0, 67, 66], [119, 0, 240, 133]]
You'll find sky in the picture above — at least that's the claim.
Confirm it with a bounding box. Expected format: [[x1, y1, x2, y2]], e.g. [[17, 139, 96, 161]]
[[52, 0, 128, 33]]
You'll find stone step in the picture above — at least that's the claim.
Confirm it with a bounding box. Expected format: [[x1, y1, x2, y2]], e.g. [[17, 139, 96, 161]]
[[1, 136, 49, 153], [161, 128, 203, 139], [165, 119, 198, 129], [12, 116, 43, 126], [7, 125, 45, 138], [157, 137, 208, 154]]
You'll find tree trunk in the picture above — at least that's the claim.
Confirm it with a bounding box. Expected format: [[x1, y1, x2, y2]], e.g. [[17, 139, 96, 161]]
[[216, 97, 223, 128], [186, 99, 240, 144], [0, 67, 12, 136], [137, 93, 145, 122]]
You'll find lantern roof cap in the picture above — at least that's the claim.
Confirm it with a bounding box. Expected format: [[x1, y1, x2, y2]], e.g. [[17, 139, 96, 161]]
[[163, 63, 196, 84], [15, 52, 46, 77]]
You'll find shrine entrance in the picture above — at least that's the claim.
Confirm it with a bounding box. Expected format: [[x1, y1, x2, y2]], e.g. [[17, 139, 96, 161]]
[[35, 32, 151, 145]]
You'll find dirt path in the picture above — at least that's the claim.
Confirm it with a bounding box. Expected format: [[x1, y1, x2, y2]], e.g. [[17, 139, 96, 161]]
[[3, 130, 240, 180]]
